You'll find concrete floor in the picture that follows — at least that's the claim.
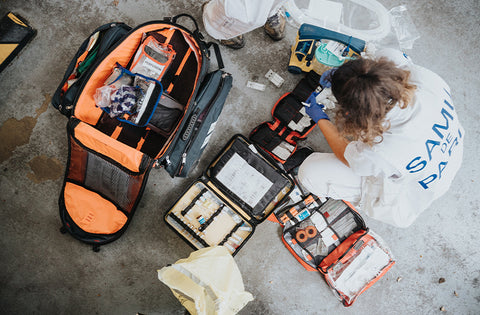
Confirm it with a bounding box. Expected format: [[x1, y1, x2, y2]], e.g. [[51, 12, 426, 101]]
[[1, 0, 479, 314]]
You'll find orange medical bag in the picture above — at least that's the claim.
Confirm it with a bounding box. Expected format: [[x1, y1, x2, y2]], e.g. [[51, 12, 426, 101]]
[[274, 194, 395, 306]]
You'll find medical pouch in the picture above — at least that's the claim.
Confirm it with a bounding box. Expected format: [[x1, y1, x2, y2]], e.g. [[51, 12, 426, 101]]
[[164, 135, 294, 255], [249, 92, 316, 163], [318, 230, 395, 306], [129, 34, 176, 80], [275, 195, 394, 306], [53, 15, 232, 250]]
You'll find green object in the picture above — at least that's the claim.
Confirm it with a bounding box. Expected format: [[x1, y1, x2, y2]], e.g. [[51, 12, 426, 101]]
[[314, 43, 345, 67], [77, 45, 98, 74]]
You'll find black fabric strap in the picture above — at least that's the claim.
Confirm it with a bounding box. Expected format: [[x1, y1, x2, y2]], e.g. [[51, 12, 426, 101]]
[[206, 42, 224, 70]]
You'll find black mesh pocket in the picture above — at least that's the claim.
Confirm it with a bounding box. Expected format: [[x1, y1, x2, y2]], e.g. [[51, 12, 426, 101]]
[[148, 105, 182, 134], [84, 152, 139, 211]]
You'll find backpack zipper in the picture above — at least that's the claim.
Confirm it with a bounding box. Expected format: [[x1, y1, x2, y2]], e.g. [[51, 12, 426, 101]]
[[174, 73, 227, 176]]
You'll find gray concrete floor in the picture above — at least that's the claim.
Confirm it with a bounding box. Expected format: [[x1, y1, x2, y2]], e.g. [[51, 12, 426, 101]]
[[1, 0, 479, 314]]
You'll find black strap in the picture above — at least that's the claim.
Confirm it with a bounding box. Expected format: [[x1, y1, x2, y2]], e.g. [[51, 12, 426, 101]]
[[169, 14, 203, 40], [206, 41, 224, 70]]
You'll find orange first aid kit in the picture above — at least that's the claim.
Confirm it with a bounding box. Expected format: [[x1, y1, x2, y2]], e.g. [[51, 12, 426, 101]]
[[274, 194, 395, 306], [53, 15, 232, 251]]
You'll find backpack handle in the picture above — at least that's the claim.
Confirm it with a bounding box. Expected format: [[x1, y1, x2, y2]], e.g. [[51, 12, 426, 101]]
[[169, 14, 203, 40], [206, 42, 224, 70]]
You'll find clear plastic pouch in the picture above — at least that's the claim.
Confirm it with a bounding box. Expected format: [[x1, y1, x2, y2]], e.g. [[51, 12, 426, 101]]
[[320, 230, 395, 306], [130, 35, 176, 81], [94, 63, 163, 126]]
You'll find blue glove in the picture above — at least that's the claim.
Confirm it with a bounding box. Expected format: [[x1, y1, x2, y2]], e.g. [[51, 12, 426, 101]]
[[305, 101, 329, 122], [319, 68, 337, 88]]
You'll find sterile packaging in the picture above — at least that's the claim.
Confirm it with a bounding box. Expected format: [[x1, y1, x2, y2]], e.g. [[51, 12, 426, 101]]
[[389, 5, 420, 50]]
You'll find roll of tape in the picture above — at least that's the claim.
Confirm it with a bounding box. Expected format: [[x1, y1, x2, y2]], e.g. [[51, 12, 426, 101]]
[[296, 230, 308, 242], [305, 226, 317, 238]]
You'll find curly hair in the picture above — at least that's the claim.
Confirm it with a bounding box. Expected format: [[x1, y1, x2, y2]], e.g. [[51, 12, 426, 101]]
[[330, 57, 417, 145]]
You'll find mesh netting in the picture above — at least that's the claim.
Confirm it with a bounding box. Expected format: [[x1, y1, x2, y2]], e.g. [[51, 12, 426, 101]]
[[84, 152, 140, 212]]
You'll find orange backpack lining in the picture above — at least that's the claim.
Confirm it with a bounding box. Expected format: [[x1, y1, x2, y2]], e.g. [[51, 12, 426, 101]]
[[73, 24, 203, 160], [64, 182, 128, 234], [74, 121, 144, 173], [74, 24, 179, 126]]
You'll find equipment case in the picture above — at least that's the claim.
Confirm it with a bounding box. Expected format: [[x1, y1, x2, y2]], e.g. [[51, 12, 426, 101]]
[[0, 12, 36, 73], [274, 194, 395, 306], [54, 15, 232, 250], [164, 135, 294, 255]]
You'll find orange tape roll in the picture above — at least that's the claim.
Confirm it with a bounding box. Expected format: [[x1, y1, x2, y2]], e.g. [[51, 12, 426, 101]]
[[305, 226, 317, 238], [296, 230, 308, 242]]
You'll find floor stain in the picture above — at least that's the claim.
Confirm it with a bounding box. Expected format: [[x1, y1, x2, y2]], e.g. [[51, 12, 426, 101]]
[[27, 155, 64, 183], [0, 94, 50, 164]]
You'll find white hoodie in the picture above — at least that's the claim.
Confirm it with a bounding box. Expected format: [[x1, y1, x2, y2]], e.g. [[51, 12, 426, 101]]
[[344, 49, 465, 227]]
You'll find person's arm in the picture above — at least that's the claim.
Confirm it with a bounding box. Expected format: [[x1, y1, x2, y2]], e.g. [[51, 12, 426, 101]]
[[304, 89, 350, 166], [317, 119, 350, 166]]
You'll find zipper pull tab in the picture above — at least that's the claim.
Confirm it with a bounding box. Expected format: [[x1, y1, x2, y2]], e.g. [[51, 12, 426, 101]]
[[164, 155, 172, 166], [176, 153, 187, 176]]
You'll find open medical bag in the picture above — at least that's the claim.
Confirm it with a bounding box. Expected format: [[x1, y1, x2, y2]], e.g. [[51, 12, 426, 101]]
[[53, 15, 232, 250], [164, 135, 294, 255], [249, 71, 321, 163], [274, 195, 395, 306]]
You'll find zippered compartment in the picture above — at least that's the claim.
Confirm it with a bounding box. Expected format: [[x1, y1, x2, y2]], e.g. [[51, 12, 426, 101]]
[[164, 179, 255, 255], [52, 23, 131, 116], [163, 70, 232, 177], [59, 119, 153, 243], [319, 231, 395, 306], [70, 21, 205, 160], [249, 92, 316, 163]]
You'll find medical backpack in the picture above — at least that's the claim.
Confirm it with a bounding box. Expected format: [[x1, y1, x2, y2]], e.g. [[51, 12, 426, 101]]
[[52, 14, 232, 251]]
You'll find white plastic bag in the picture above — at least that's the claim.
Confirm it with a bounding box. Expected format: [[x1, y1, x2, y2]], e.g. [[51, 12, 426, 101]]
[[158, 246, 254, 315]]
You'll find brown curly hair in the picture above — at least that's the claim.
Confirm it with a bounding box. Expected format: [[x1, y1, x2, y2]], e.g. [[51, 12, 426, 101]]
[[330, 57, 416, 145]]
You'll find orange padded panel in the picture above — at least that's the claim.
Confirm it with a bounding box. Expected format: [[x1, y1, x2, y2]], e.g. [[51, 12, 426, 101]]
[[64, 182, 127, 234], [74, 121, 144, 172]]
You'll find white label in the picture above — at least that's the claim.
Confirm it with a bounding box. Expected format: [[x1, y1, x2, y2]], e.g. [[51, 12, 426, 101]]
[[265, 70, 284, 88], [142, 57, 165, 79], [246, 81, 266, 91], [326, 41, 347, 58], [216, 153, 273, 207]]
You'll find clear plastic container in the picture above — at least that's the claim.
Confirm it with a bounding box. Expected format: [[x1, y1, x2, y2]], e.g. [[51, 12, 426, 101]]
[[282, 0, 391, 41]]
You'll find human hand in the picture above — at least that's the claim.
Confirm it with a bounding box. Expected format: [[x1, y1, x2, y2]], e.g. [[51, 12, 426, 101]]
[[319, 68, 337, 88], [305, 102, 329, 123]]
